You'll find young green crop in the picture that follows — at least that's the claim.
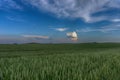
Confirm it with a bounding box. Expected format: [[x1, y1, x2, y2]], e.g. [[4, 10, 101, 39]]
[[0, 43, 120, 80]]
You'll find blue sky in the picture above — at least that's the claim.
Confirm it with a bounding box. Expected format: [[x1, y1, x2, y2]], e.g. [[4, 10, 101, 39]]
[[0, 0, 120, 43]]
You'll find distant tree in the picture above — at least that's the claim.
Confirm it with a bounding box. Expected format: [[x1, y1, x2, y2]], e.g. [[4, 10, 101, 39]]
[[13, 43, 18, 45], [92, 42, 98, 44], [28, 42, 38, 44]]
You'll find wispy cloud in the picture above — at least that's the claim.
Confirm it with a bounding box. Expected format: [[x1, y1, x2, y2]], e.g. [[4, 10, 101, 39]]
[[23, 0, 120, 23], [111, 19, 120, 22], [0, 35, 50, 44], [22, 35, 49, 39], [0, 0, 22, 10], [6, 16, 25, 22], [77, 24, 120, 33], [51, 28, 68, 32]]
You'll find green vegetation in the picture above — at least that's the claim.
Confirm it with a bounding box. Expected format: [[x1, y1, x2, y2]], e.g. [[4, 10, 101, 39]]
[[0, 43, 120, 80]]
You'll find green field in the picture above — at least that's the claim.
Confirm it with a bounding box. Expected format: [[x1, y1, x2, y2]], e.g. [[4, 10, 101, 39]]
[[0, 43, 120, 80]]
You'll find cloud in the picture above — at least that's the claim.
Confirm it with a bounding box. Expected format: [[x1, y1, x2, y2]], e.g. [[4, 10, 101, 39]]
[[77, 24, 120, 33], [111, 19, 120, 22], [6, 16, 25, 22], [0, 35, 50, 44], [22, 35, 49, 39], [66, 32, 78, 41], [0, 0, 22, 10], [23, 0, 120, 23], [52, 28, 68, 32]]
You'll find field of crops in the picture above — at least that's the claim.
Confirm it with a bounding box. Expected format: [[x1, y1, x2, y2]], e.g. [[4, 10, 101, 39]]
[[0, 43, 120, 80]]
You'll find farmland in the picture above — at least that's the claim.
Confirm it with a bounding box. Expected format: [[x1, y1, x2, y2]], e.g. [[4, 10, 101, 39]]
[[0, 43, 120, 80]]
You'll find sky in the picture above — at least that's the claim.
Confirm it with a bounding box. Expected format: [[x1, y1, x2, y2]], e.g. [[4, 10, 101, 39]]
[[0, 0, 120, 44]]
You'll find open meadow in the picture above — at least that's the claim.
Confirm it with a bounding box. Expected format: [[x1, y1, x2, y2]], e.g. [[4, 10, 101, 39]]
[[0, 43, 120, 80]]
